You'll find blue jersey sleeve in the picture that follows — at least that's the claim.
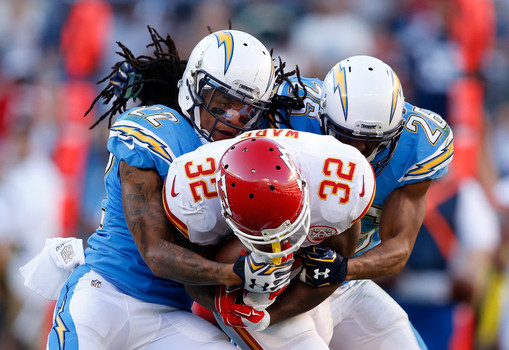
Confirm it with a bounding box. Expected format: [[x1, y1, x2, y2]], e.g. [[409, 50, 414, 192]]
[[107, 105, 202, 178], [396, 103, 454, 187]]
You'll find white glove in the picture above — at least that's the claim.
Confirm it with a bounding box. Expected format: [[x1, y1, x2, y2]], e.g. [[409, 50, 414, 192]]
[[243, 291, 275, 310], [233, 251, 293, 293]]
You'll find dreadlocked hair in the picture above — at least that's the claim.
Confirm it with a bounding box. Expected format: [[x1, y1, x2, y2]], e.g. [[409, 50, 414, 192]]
[[265, 56, 307, 129], [85, 26, 186, 129]]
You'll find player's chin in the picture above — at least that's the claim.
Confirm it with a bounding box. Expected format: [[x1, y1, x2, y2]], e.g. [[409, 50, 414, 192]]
[[212, 128, 240, 141]]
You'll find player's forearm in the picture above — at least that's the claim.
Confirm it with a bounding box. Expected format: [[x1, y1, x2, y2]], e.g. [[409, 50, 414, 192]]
[[121, 162, 241, 286], [346, 238, 410, 280], [347, 181, 429, 280], [128, 193, 240, 286], [147, 241, 241, 286], [266, 279, 338, 325]]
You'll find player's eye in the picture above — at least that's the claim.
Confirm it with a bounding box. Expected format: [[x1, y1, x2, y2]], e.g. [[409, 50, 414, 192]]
[[211, 107, 226, 115]]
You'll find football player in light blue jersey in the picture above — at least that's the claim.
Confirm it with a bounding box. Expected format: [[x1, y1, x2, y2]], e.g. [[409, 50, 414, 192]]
[[47, 28, 294, 349], [263, 56, 453, 349], [318, 57, 452, 350]]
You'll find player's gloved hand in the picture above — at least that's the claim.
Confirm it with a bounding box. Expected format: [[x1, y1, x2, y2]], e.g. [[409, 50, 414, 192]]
[[215, 286, 271, 332], [243, 288, 283, 311], [299, 245, 348, 287], [233, 251, 293, 294], [109, 62, 143, 99], [215, 285, 239, 318]]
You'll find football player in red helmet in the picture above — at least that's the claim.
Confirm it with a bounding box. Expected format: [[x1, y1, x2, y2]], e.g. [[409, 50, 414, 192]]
[[216, 137, 311, 263], [164, 131, 375, 349]]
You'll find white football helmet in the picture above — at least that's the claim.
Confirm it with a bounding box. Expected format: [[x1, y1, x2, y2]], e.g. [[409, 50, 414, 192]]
[[319, 55, 406, 174], [178, 30, 275, 141]]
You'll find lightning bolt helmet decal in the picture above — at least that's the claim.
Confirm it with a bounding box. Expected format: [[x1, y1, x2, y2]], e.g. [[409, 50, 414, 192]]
[[215, 31, 234, 74], [332, 63, 348, 121]]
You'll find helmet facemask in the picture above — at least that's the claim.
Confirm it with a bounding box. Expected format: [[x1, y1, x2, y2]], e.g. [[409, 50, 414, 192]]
[[187, 70, 270, 141], [320, 111, 404, 175]]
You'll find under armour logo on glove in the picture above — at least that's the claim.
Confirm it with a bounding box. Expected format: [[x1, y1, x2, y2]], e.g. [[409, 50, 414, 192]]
[[248, 280, 270, 292], [233, 251, 293, 294], [313, 268, 330, 280], [299, 246, 348, 287]]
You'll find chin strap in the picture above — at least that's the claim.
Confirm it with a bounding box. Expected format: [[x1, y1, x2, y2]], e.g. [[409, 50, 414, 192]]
[[271, 242, 282, 265]]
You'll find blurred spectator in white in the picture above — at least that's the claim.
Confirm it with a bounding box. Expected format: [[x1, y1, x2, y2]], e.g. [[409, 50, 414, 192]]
[[0, 78, 63, 349], [283, 0, 376, 77], [0, 0, 49, 81]]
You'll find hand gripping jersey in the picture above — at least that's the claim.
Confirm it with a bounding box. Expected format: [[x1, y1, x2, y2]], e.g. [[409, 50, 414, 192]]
[[163, 129, 375, 251], [277, 77, 454, 256], [85, 104, 203, 310]]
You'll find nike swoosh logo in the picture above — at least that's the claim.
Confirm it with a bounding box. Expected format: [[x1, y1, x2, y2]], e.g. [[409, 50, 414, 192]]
[[360, 176, 365, 197], [235, 308, 264, 318], [171, 176, 179, 197]]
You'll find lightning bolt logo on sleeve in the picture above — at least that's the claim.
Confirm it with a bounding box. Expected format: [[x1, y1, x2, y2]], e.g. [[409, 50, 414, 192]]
[[215, 31, 234, 74], [403, 133, 454, 180], [110, 121, 176, 165]]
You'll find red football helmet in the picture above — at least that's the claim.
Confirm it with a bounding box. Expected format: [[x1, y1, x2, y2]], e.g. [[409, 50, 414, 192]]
[[216, 137, 310, 260]]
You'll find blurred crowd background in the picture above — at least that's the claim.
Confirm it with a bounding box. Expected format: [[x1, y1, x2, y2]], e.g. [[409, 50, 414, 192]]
[[0, 0, 508, 349]]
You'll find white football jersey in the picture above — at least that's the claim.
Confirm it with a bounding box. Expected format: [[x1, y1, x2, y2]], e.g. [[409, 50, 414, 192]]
[[163, 129, 375, 248]]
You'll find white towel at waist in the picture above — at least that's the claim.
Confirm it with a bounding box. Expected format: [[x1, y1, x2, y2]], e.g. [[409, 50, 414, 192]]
[[19, 237, 85, 300]]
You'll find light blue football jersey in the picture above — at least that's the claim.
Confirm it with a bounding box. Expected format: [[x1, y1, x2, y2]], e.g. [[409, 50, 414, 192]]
[[278, 79, 454, 256], [85, 104, 203, 310], [272, 76, 322, 134]]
